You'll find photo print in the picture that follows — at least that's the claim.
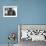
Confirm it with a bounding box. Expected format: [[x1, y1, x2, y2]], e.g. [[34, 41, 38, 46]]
[[3, 6, 17, 17]]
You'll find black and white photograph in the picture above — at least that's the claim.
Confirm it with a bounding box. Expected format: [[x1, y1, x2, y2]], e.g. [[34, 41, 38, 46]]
[[3, 6, 17, 17], [18, 25, 46, 46]]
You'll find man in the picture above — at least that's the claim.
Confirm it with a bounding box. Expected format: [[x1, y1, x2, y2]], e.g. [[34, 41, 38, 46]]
[[6, 8, 16, 15]]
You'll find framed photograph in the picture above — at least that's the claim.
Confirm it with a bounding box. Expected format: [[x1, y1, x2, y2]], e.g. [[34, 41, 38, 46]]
[[18, 24, 46, 42], [3, 6, 17, 17]]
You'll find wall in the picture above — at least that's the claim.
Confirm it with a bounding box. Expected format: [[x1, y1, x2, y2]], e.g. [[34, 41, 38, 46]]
[[0, 0, 46, 44], [0, 0, 18, 44]]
